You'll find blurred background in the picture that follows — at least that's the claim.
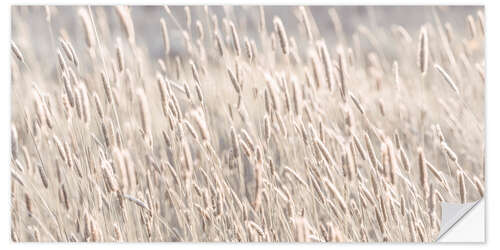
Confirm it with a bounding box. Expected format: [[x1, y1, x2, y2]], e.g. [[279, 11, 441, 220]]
[[12, 6, 483, 61]]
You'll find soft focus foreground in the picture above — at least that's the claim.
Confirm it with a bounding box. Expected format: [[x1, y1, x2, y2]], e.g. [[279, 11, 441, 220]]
[[10, 6, 484, 242]]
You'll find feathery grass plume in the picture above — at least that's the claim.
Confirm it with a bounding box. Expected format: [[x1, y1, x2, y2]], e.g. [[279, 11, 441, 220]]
[[476, 62, 485, 82], [184, 6, 192, 30], [11, 40, 25, 63], [160, 18, 170, 56], [399, 147, 410, 172], [418, 26, 429, 75], [182, 140, 193, 182], [116, 38, 124, 72], [441, 142, 458, 162], [375, 208, 386, 236], [318, 41, 334, 91], [425, 161, 446, 185], [14, 159, 24, 173], [299, 6, 313, 42], [42, 102, 54, 130], [102, 160, 119, 192], [291, 76, 300, 116], [263, 89, 272, 115], [294, 216, 308, 242], [57, 49, 67, 72], [394, 131, 401, 150], [53, 135, 67, 163], [434, 64, 460, 95], [309, 53, 322, 89], [124, 194, 151, 215], [273, 16, 289, 55], [393, 61, 401, 91], [239, 137, 252, 158], [328, 8, 344, 40], [379, 192, 388, 222], [192, 110, 210, 142], [136, 88, 151, 139], [386, 141, 398, 185], [418, 147, 429, 197], [78, 8, 95, 49], [400, 196, 406, 217], [337, 46, 347, 101], [364, 132, 377, 170], [443, 22, 454, 44], [473, 176, 484, 197], [310, 174, 326, 203], [79, 84, 91, 124], [348, 143, 358, 180], [246, 220, 265, 239], [68, 40, 79, 67], [275, 112, 288, 137], [392, 25, 413, 43], [11, 125, 18, 159], [458, 171, 467, 203], [283, 83, 292, 114], [264, 74, 279, 111], [269, 30, 277, 52], [37, 164, 49, 189], [61, 184, 70, 210], [25, 192, 33, 216], [434, 124, 445, 143], [61, 93, 71, 120], [428, 184, 437, 225], [240, 129, 255, 153], [227, 66, 241, 94], [31, 226, 40, 241], [73, 86, 83, 120], [194, 82, 203, 103], [258, 6, 266, 34], [115, 6, 136, 45], [190, 60, 201, 84], [112, 148, 127, 189], [214, 31, 225, 57], [466, 15, 477, 40], [59, 37, 74, 64], [284, 166, 307, 186], [63, 142, 73, 169], [100, 72, 113, 104], [263, 115, 271, 144], [349, 92, 365, 114], [315, 137, 334, 165], [324, 178, 347, 213], [33, 93, 46, 128], [11, 169, 24, 187], [89, 215, 101, 242], [156, 74, 169, 117], [352, 134, 367, 160], [157, 59, 166, 73], [253, 147, 264, 210], [113, 224, 123, 242], [92, 93, 104, 120], [62, 73, 75, 108], [477, 11, 485, 37], [229, 21, 241, 57], [244, 37, 253, 63], [407, 212, 417, 242], [328, 223, 346, 242], [21, 146, 31, 173]]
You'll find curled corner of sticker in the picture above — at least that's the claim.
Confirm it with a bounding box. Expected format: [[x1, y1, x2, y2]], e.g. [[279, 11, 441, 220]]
[[436, 198, 483, 241]]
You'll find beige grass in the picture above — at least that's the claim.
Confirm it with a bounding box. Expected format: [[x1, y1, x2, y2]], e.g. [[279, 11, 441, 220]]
[[10, 6, 484, 242]]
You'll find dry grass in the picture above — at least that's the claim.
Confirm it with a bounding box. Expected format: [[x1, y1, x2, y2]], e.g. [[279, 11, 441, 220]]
[[10, 6, 484, 242]]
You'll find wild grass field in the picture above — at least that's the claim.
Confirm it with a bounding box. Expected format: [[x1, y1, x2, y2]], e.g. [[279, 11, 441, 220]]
[[10, 6, 484, 242]]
